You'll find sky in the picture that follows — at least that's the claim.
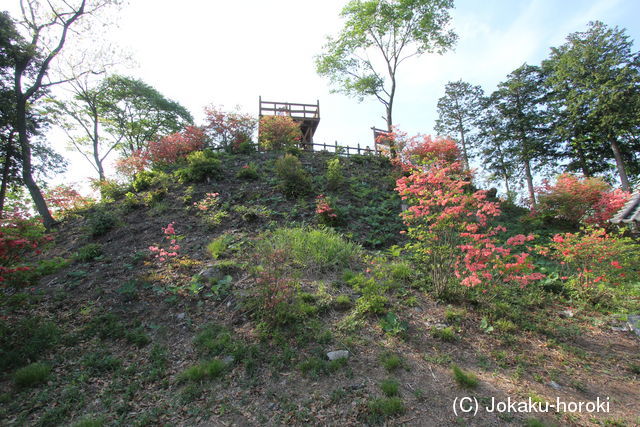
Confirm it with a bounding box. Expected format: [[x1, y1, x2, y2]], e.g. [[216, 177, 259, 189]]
[[5, 0, 640, 189]]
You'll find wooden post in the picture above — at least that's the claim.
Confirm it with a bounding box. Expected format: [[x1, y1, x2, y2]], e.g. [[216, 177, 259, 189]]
[[357, 143, 361, 155], [334, 140, 338, 153]]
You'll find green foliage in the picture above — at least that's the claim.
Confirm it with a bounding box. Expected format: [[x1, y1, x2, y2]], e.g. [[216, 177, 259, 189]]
[[0, 317, 60, 372], [13, 362, 51, 388], [259, 227, 361, 273], [194, 324, 240, 358], [82, 352, 122, 375], [274, 154, 312, 197], [75, 243, 103, 262], [452, 364, 479, 388], [258, 116, 302, 151], [207, 234, 235, 259], [379, 312, 408, 337], [86, 207, 119, 237], [298, 356, 347, 378], [367, 397, 405, 418], [95, 179, 131, 201], [334, 294, 352, 310], [348, 273, 388, 315], [132, 170, 156, 192], [444, 306, 466, 324], [379, 378, 399, 397], [380, 352, 404, 372], [232, 204, 273, 222], [326, 157, 344, 191], [236, 162, 259, 180], [431, 326, 457, 342], [179, 359, 225, 382], [316, 0, 456, 133], [175, 150, 222, 183]]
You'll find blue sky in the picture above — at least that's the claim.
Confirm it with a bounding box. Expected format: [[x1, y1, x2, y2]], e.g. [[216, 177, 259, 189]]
[[6, 0, 640, 187]]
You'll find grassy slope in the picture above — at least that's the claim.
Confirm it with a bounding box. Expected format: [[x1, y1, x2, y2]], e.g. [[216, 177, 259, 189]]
[[0, 150, 639, 426]]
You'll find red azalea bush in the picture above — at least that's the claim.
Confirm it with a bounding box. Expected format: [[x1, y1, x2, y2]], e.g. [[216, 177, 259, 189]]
[[315, 194, 338, 226], [148, 222, 181, 263], [258, 116, 302, 151], [43, 184, 94, 219], [394, 132, 545, 296], [115, 149, 150, 178], [148, 126, 206, 165], [535, 173, 630, 228], [543, 227, 640, 304], [0, 207, 51, 286], [204, 105, 256, 150]]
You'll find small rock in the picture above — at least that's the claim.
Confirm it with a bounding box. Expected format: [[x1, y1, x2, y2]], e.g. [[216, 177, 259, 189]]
[[627, 315, 640, 337], [413, 307, 423, 312], [549, 381, 561, 390], [199, 265, 224, 282], [611, 326, 629, 332], [176, 313, 186, 320], [327, 350, 349, 361], [433, 323, 448, 329], [559, 310, 574, 318], [222, 355, 235, 365]]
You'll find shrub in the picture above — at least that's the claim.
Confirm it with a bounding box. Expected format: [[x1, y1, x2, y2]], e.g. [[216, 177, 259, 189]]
[[75, 243, 103, 262], [148, 222, 181, 263], [179, 359, 225, 382], [175, 150, 222, 183], [326, 157, 344, 191], [132, 170, 156, 192], [92, 179, 131, 201], [148, 126, 206, 165], [274, 154, 311, 197], [536, 173, 631, 228], [259, 116, 302, 150], [259, 227, 360, 273], [204, 105, 257, 151], [315, 194, 339, 226], [43, 184, 94, 219], [236, 163, 259, 180], [452, 364, 479, 388], [207, 233, 234, 259], [380, 378, 400, 397], [0, 317, 60, 372], [115, 149, 150, 179], [86, 207, 119, 237], [368, 397, 405, 418], [13, 362, 51, 388], [379, 312, 408, 337], [544, 227, 640, 305], [0, 213, 50, 285]]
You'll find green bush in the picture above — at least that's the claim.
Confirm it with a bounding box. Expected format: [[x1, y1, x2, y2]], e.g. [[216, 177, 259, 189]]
[[236, 162, 259, 180], [95, 179, 131, 201], [326, 157, 344, 191], [86, 207, 119, 237], [380, 352, 404, 372], [259, 227, 360, 273], [179, 359, 226, 382], [452, 364, 479, 388], [175, 150, 222, 183], [0, 317, 60, 372], [207, 234, 235, 259], [132, 170, 156, 192], [75, 243, 103, 262], [380, 378, 400, 397], [368, 397, 405, 417], [274, 154, 312, 197], [13, 362, 51, 388]]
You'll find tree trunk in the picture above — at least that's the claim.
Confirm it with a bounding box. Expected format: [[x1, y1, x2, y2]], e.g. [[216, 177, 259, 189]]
[[523, 158, 536, 208], [386, 73, 396, 158], [0, 132, 14, 218], [16, 95, 55, 229], [609, 139, 631, 191], [92, 109, 105, 181], [458, 120, 469, 171]]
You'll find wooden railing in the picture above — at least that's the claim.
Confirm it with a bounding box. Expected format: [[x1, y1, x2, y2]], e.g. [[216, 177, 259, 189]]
[[259, 97, 320, 120], [210, 141, 383, 157]]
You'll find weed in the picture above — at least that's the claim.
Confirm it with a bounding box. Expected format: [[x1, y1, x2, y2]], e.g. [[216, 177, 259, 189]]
[[629, 363, 640, 375], [207, 233, 235, 259], [380, 378, 400, 397], [380, 352, 404, 372], [368, 396, 405, 418], [179, 359, 226, 382], [431, 326, 457, 342], [86, 207, 118, 237], [424, 352, 452, 365], [299, 356, 347, 378], [13, 362, 51, 388], [444, 306, 466, 324], [326, 157, 344, 191], [379, 312, 408, 337], [236, 162, 259, 180], [259, 227, 360, 273], [75, 243, 103, 262], [83, 352, 121, 375], [334, 294, 352, 310], [452, 364, 479, 388], [274, 154, 312, 197], [232, 204, 273, 222]]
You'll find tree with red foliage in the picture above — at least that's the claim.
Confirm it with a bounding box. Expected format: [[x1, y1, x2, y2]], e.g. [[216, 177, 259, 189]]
[[203, 106, 256, 150], [147, 126, 206, 165]]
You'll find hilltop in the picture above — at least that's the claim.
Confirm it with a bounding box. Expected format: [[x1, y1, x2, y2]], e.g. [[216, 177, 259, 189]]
[[1, 149, 639, 426]]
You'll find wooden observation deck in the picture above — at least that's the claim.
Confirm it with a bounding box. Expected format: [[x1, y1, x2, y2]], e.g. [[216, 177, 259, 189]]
[[259, 97, 320, 147]]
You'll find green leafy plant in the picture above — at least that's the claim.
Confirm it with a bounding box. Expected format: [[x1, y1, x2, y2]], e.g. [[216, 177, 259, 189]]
[[452, 364, 479, 388], [179, 359, 226, 382], [274, 154, 312, 197], [86, 207, 119, 237], [326, 157, 344, 191], [175, 150, 222, 183], [13, 362, 51, 388], [75, 243, 103, 262], [379, 312, 408, 337], [236, 163, 259, 180], [380, 378, 400, 397]]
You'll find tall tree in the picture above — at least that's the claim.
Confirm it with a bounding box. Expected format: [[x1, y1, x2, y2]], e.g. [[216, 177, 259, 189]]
[[434, 79, 484, 170], [487, 64, 553, 207], [8, 0, 118, 228], [99, 75, 193, 157], [543, 21, 640, 191], [315, 0, 457, 154]]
